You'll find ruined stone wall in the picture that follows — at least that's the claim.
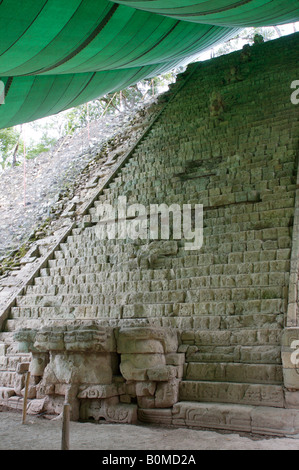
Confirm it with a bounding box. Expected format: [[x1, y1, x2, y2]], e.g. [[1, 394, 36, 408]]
[[1, 33, 299, 435]]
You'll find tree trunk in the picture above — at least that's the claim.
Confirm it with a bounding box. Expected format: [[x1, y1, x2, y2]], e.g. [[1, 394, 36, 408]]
[[12, 140, 19, 167]]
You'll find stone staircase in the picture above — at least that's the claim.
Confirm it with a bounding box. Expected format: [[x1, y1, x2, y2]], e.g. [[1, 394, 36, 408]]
[[1, 33, 299, 436]]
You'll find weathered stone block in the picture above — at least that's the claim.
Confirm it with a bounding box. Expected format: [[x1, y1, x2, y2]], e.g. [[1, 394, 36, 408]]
[[44, 394, 65, 416], [165, 353, 185, 366], [179, 381, 284, 408], [155, 379, 180, 408], [117, 327, 178, 354], [30, 353, 49, 377], [138, 408, 173, 425], [14, 373, 26, 397], [27, 398, 46, 415], [34, 327, 65, 352], [13, 328, 37, 352], [147, 365, 177, 382], [16, 362, 30, 374], [137, 396, 156, 409], [251, 407, 299, 437], [64, 326, 116, 353], [120, 353, 166, 381], [119, 394, 131, 404], [36, 383, 55, 398], [118, 338, 164, 354], [0, 387, 15, 400], [41, 352, 118, 385], [22, 384, 36, 399], [172, 402, 253, 433], [135, 381, 156, 397], [285, 390, 299, 409]]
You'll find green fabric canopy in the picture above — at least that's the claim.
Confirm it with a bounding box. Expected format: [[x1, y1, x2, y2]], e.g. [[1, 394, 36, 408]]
[[112, 1, 299, 27], [0, 0, 298, 129]]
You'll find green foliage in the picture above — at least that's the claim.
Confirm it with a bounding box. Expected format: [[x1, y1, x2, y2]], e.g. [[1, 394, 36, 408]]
[[26, 133, 57, 160], [0, 127, 21, 169], [0, 67, 203, 170], [212, 26, 278, 57]]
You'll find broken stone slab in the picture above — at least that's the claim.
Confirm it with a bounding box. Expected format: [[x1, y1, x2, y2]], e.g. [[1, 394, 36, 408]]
[[0, 386, 15, 400], [26, 398, 46, 415]]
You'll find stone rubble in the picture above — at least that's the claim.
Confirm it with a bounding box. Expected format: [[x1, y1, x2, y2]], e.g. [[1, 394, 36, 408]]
[[0, 98, 162, 263]]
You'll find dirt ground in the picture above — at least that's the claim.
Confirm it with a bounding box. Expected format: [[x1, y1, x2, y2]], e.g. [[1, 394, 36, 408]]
[[0, 411, 299, 451]]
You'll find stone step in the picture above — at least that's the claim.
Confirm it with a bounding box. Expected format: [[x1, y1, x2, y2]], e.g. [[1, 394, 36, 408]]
[[89, 198, 294, 221], [184, 362, 283, 383], [37, 260, 290, 282], [15, 283, 286, 308], [5, 311, 283, 333], [38, 251, 291, 278], [169, 402, 299, 437], [53, 242, 291, 262], [63, 215, 293, 248], [32, 259, 290, 286], [184, 345, 282, 365], [25, 272, 289, 296], [181, 329, 282, 346], [179, 380, 284, 408], [12, 296, 285, 322], [46, 252, 256, 270]]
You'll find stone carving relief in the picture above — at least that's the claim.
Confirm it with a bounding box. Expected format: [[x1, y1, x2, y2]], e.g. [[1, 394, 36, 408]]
[[12, 324, 184, 424]]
